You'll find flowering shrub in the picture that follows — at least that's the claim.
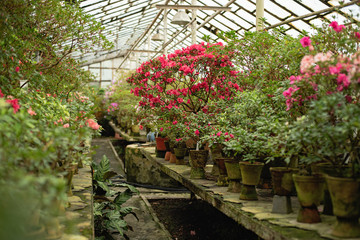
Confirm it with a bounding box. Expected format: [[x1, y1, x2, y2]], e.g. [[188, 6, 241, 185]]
[[127, 42, 240, 115], [283, 21, 360, 116], [277, 21, 360, 176]]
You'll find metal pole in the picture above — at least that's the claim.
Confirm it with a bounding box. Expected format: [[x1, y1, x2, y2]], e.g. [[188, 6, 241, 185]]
[[256, 0, 264, 31], [164, 9, 168, 55], [191, 0, 197, 44]]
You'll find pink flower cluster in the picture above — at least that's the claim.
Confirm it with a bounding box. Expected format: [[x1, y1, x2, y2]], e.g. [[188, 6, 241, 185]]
[[0, 89, 20, 113], [86, 119, 100, 130], [127, 43, 240, 114]]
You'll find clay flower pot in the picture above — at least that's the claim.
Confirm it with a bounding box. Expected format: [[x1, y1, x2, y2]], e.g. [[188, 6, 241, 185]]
[[293, 174, 325, 223], [239, 162, 264, 200], [270, 167, 298, 196], [174, 148, 187, 165], [214, 158, 228, 186], [155, 137, 168, 151], [224, 159, 242, 193], [189, 150, 209, 179], [270, 167, 298, 214], [326, 175, 360, 238]]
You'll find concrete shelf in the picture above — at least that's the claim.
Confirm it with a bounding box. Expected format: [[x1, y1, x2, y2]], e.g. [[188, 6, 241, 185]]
[[125, 145, 342, 240]]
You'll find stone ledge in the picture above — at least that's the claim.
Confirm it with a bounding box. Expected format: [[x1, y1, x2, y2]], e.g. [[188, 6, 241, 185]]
[[62, 164, 94, 240], [109, 121, 147, 142], [136, 146, 342, 240]]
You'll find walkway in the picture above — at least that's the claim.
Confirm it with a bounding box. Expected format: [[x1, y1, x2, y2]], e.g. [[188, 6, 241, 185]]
[[91, 138, 188, 240]]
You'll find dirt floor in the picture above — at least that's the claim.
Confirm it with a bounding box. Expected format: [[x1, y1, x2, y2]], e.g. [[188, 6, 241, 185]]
[[149, 198, 260, 240]]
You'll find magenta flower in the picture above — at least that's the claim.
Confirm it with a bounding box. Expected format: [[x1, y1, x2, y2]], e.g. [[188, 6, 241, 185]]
[[15, 66, 20, 72], [355, 32, 360, 41], [63, 123, 70, 128], [216, 131, 222, 137], [172, 120, 178, 125], [194, 129, 200, 136], [329, 21, 345, 33], [300, 37, 311, 47]]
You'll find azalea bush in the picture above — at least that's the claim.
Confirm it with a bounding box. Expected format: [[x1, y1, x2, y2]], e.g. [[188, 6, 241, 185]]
[[283, 21, 360, 117], [127, 43, 240, 112], [0, 87, 101, 237], [127, 42, 241, 144], [277, 20, 360, 176]]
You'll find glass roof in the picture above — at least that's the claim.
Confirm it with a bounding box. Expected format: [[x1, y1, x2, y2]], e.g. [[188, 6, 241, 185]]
[[76, 0, 360, 68]]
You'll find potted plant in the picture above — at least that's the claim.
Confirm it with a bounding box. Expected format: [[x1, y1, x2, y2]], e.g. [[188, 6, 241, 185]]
[[279, 21, 360, 231]]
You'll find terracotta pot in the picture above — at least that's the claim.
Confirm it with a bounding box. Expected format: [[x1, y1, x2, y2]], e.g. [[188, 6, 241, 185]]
[[239, 162, 264, 186], [131, 125, 140, 136], [239, 162, 264, 200], [326, 175, 360, 238], [210, 143, 224, 176], [174, 148, 186, 160], [155, 137, 168, 151], [214, 158, 229, 186], [270, 167, 298, 196], [169, 153, 177, 164], [293, 174, 325, 223], [164, 151, 171, 161], [214, 158, 228, 176], [224, 159, 241, 180], [189, 150, 209, 179], [225, 159, 242, 193]]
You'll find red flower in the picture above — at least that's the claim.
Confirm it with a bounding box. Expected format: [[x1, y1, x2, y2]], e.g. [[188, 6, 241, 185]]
[[6, 99, 20, 113], [15, 66, 20, 72]]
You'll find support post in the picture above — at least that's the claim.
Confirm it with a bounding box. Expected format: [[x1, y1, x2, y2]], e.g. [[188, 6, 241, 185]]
[[256, 0, 264, 31], [164, 9, 168, 55], [191, 0, 197, 44]]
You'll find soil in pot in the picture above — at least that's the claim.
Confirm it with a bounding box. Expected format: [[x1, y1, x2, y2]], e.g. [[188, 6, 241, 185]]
[[149, 198, 260, 240]]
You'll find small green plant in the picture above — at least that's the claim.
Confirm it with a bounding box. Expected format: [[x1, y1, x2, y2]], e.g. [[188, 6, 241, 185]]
[[92, 155, 139, 240]]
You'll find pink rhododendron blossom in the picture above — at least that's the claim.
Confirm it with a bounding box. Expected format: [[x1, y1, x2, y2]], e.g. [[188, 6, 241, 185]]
[[194, 129, 200, 136], [27, 107, 36, 116], [300, 37, 311, 47], [337, 74, 350, 89], [15, 66, 20, 72], [175, 138, 183, 142], [329, 21, 345, 33], [160, 127, 164, 132], [355, 32, 360, 41], [0, 89, 3, 98], [229, 134, 234, 138], [172, 120, 178, 125], [216, 131, 222, 137], [300, 55, 315, 73], [63, 123, 70, 128], [6, 99, 20, 113], [86, 119, 100, 130], [139, 125, 143, 130]]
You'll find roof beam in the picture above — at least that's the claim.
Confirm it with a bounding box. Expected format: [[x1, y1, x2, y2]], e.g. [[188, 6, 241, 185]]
[[152, 0, 237, 59], [265, 0, 359, 30], [156, 5, 232, 11]]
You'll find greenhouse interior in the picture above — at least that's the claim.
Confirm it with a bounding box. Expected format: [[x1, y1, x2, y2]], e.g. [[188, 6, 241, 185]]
[[1, 0, 360, 239]]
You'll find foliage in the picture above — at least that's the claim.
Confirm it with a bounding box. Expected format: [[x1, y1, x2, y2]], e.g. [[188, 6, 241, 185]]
[[222, 90, 287, 162], [92, 156, 139, 240], [92, 155, 117, 196], [278, 93, 360, 177], [218, 29, 306, 92], [0, 0, 112, 95]]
